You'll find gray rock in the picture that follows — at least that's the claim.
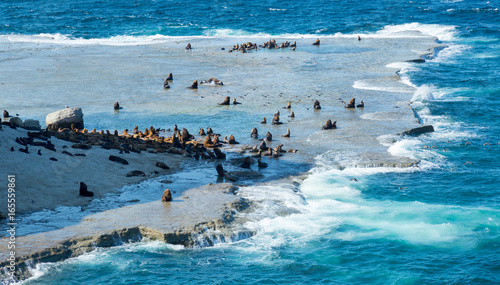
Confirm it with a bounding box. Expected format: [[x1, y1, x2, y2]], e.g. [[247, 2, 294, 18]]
[[22, 119, 41, 131], [46, 107, 84, 131], [399, 125, 434, 136], [9, 117, 23, 127]]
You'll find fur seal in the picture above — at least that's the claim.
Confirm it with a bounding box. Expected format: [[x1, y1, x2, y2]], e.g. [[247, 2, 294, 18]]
[[345, 98, 355, 108], [314, 100, 321, 110], [216, 164, 225, 176], [114, 102, 122, 110], [322, 119, 337, 130], [188, 80, 198, 89], [233, 98, 241, 105], [282, 128, 290, 138], [204, 135, 214, 148], [358, 35, 361, 41], [357, 100, 364, 108], [228, 134, 239, 144], [284, 102, 291, 109], [185, 43, 192, 50], [161, 189, 172, 202], [79, 182, 94, 197], [257, 158, 267, 168], [251, 128, 258, 139], [272, 114, 282, 125], [266, 131, 273, 141], [259, 140, 268, 151], [3, 110, 10, 118], [239, 156, 253, 168], [219, 96, 230, 105], [313, 38, 320, 46], [290, 111, 295, 118], [199, 128, 206, 136], [207, 127, 213, 135], [213, 147, 226, 159], [261, 117, 267, 124], [163, 79, 170, 89], [166, 73, 173, 80]]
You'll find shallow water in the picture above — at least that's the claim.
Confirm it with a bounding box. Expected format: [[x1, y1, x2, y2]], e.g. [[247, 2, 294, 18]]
[[1, 0, 499, 284]]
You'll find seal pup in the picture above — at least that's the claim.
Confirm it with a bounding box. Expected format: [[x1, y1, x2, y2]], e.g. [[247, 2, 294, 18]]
[[219, 96, 230, 105], [251, 128, 258, 139], [282, 128, 290, 138], [166, 73, 173, 80], [322, 119, 337, 130], [261, 117, 267, 124], [233, 98, 241, 105], [345, 98, 355, 108], [188, 80, 198, 89], [312, 38, 320, 46], [357, 100, 364, 108], [79, 182, 94, 197], [114, 102, 122, 110], [314, 100, 321, 110], [163, 79, 170, 89]]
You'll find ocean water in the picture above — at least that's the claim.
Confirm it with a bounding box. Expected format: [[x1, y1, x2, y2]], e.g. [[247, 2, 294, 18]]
[[1, 0, 500, 284]]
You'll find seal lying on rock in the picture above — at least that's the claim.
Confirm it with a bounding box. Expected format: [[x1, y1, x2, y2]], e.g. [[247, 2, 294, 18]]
[[79, 182, 94, 197], [219, 96, 230, 105], [322, 119, 337, 130], [314, 100, 321, 110], [345, 98, 355, 108]]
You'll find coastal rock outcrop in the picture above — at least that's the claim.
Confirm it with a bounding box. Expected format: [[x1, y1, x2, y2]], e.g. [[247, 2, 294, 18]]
[[22, 119, 41, 131], [46, 107, 84, 131]]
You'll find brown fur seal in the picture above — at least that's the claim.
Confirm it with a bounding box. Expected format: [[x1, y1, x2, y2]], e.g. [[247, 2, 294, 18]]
[[266, 131, 273, 141], [181, 128, 193, 142], [322, 119, 337, 130], [161, 189, 172, 202], [345, 98, 355, 108], [188, 80, 198, 89], [233, 98, 241, 105], [213, 147, 226, 159], [204, 135, 214, 147], [163, 79, 170, 89], [199, 128, 206, 136], [282, 128, 290, 138], [313, 38, 320, 46], [3, 110, 10, 117], [114, 102, 122, 110], [228, 134, 238, 144], [207, 127, 213, 135], [133, 126, 139, 134], [314, 100, 321, 110], [185, 43, 192, 50], [290, 111, 295, 118], [357, 100, 364, 108], [219, 96, 230, 105], [261, 117, 267, 124], [259, 140, 267, 151], [257, 158, 267, 168], [166, 73, 173, 80], [251, 128, 258, 139], [285, 102, 291, 109], [272, 114, 282, 125], [358, 35, 361, 41]]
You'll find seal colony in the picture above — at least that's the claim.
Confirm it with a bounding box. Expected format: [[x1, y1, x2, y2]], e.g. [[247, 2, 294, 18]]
[[0, 34, 444, 282]]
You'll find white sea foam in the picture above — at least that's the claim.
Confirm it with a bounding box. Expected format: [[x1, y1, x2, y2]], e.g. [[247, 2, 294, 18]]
[[352, 80, 414, 93]]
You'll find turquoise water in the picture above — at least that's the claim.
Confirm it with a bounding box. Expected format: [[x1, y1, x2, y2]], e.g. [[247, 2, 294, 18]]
[[1, 0, 499, 284]]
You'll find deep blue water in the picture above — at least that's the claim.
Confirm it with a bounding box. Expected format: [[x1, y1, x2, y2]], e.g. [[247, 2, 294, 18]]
[[1, 0, 499, 284]]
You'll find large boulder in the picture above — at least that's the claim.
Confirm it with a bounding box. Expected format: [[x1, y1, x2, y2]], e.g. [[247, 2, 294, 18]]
[[46, 107, 84, 131], [9, 117, 23, 127], [22, 119, 41, 131]]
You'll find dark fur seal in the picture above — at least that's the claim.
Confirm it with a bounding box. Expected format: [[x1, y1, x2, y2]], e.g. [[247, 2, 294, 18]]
[[233, 98, 241, 105], [282, 128, 290, 138], [314, 100, 321, 110], [114, 102, 122, 110], [261, 117, 267, 124], [163, 79, 170, 89], [322, 119, 337, 130], [79, 182, 94, 197], [313, 38, 320, 45], [188, 80, 198, 89], [251, 128, 258, 139], [357, 100, 364, 108], [166, 73, 173, 80]]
